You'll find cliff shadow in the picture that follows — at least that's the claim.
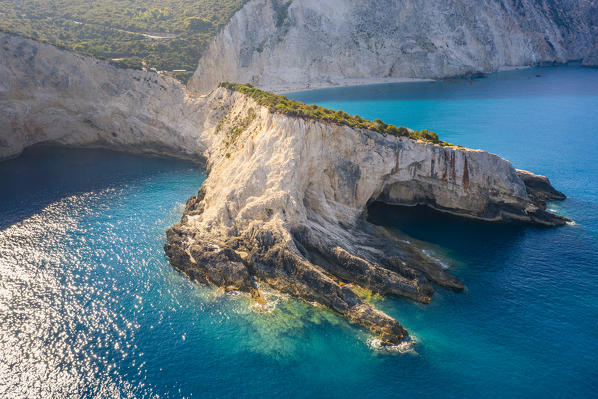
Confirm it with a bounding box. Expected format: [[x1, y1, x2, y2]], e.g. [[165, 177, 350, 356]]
[[365, 202, 539, 269], [0, 145, 203, 230]]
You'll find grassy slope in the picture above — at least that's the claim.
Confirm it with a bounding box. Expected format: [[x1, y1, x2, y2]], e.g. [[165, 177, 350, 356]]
[[220, 83, 450, 145]]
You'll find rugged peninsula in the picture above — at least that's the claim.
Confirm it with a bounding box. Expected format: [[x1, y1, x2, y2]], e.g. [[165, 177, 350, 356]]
[[0, 32, 569, 345], [163, 85, 568, 345]]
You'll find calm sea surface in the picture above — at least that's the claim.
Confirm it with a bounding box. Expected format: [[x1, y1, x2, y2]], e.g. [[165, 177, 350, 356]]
[[1, 65, 597, 398]]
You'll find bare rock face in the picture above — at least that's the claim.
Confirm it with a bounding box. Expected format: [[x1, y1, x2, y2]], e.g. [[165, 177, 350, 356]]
[[0, 33, 211, 161], [516, 169, 566, 207], [582, 38, 598, 66], [189, 0, 598, 93], [0, 34, 568, 346]]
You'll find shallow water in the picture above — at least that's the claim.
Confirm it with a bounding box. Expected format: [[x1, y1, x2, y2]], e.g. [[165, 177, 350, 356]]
[[1, 65, 598, 398]]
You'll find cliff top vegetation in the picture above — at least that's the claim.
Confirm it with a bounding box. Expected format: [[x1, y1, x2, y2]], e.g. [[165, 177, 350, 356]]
[[219, 82, 450, 146], [0, 0, 247, 81]]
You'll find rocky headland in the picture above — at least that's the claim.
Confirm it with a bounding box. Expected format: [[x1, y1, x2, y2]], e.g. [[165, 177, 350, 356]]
[[163, 85, 568, 345], [0, 31, 570, 345]]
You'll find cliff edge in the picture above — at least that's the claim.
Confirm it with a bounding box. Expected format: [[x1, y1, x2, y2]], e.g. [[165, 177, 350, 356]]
[[0, 33, 210, 161]]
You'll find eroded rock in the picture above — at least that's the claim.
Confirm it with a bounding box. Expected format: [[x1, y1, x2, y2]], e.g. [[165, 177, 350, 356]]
[[164, 87, 568, 345]]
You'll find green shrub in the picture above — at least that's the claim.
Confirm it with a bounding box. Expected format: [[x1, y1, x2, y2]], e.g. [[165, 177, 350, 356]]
[[219, 82, 451, 146], [184, 17, 212, 33], [220, 107, 257, 147]]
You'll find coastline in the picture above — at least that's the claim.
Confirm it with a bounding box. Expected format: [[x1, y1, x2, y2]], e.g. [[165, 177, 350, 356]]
[[267, 68, 533, 95], [266, 77, 435, 95], [269, 64, 589, 96], [497, 65, 532, 72]]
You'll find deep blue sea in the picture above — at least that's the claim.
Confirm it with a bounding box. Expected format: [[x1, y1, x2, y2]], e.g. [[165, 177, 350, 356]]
[[1, 65, 597, 398]]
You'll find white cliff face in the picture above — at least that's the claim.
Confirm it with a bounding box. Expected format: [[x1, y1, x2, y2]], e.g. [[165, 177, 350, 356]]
[[198, 91, 535, 233], [189, 0, 598, 93], [0, 33, 216, 161], [0, 34, 567, 344], [0, 32, 547, 223]]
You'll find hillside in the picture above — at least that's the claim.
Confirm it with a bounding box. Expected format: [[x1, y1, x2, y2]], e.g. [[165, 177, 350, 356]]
[[0, 0, 246, 80]]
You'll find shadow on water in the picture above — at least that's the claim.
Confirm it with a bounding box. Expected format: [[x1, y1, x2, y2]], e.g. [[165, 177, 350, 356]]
[[0, 145, 201, 229], [366, 202, 538, 268]]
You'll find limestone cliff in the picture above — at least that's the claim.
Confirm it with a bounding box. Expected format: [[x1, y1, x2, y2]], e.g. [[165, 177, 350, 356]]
[[0, 33, 210, 161], [0, 33, 568, 346], [189, 0, 598, 93]]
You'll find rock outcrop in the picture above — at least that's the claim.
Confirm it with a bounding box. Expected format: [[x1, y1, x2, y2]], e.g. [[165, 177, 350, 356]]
[[0, 33, 568, 346], [163, 87, 568, 345], [189, 0, 598, 93], [516, 169, 567, 208], [582, 38, 598, 66]]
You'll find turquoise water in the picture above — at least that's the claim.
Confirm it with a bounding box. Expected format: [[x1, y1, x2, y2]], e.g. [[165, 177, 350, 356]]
[[1, 65, 597, 398]]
